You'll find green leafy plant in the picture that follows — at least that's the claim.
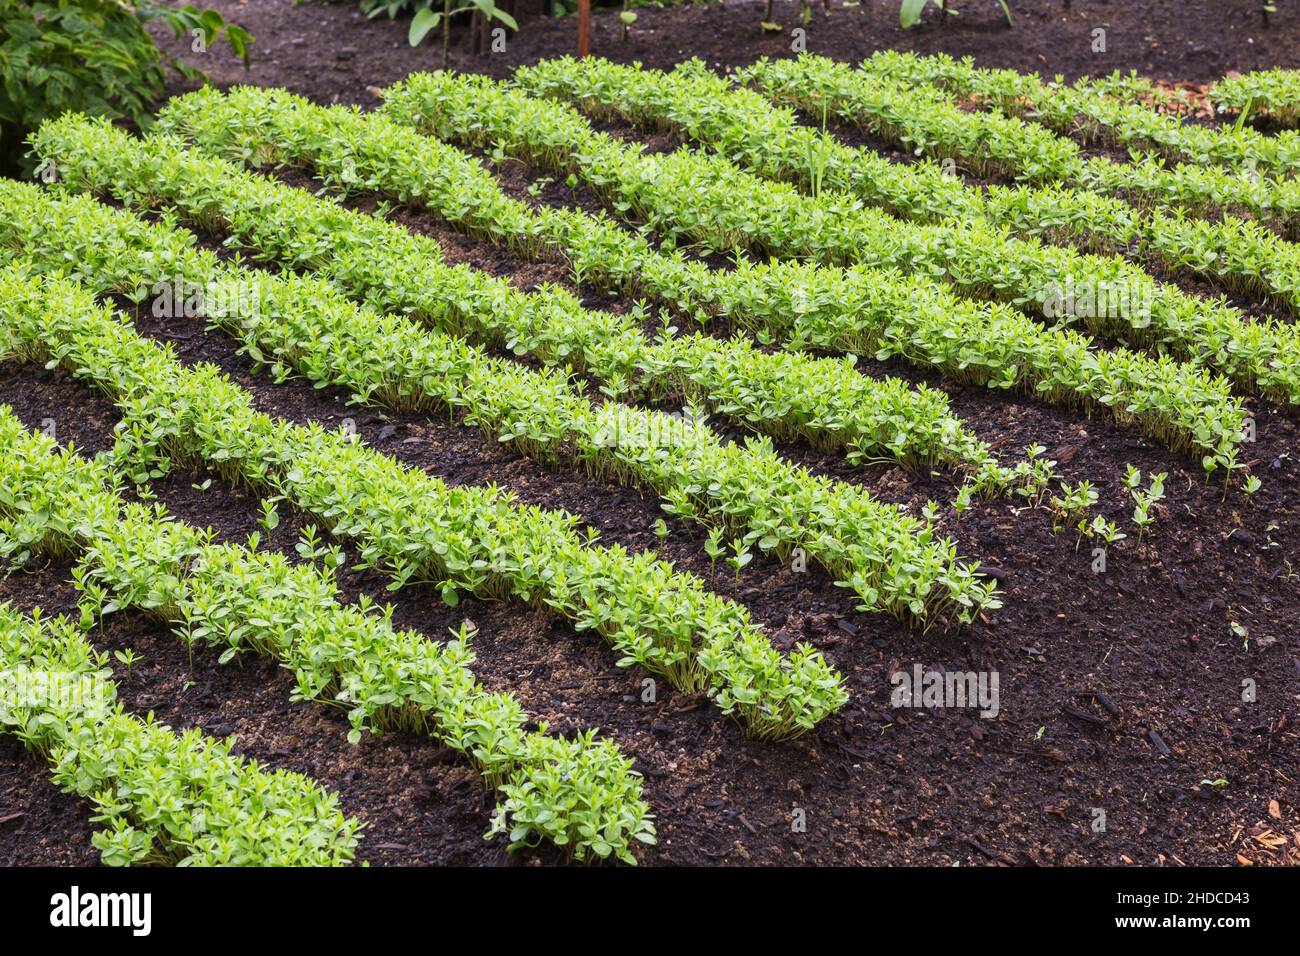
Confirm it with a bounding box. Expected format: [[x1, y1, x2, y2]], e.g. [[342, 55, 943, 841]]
[[1011, 444, 1056, 507], [1088, 514, 1127, 550], [703, 527, 724, 570], [0, 462, 359, 866], [113, 646, 139, 679], [257, 496, 281, 534], [1125, 467, 1167, 542], [1049, 479, 1097, 533], [845, 50, 1300, 204], [727, 538, 752, 581], [899, 0, 1011, 29], [0, 1, 250, 171], [408, 0, 516, 70], [1212, 68, 1300, 128], [296, 524, 346, 568]]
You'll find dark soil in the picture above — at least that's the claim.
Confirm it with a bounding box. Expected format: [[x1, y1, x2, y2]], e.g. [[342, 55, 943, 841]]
[[3, 0, 1299, 869], [152, 0, 1300, 104]]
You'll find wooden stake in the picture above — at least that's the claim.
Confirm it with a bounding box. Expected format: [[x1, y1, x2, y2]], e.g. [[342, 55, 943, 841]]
[[578, 0, 591, 57]]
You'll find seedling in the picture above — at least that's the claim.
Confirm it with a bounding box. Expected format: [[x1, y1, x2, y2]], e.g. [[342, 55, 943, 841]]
[[72, 568, 109, 635], [804, 104, 834, 199], [703, 527, 725, 570], [728, 538, 753, 581], [114, 647, 139, 680], [1049, 479, 1098, 533], [1127, 468, 1166, 542], [1012, 445, 1056, 507], [258, 496, 281, 534], [408, 0, 517, 71], [900, 0, 1012, 29], [1090, 515, 1126, 549], [296, 525, 345, 569], [0, 268, 850, 750]]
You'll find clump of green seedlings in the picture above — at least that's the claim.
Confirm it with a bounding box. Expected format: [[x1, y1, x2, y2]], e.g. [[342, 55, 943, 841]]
[[952, 483, 975, 516], [1124, 466, 1167, 542], [1077, 513, 1127, 552], [1011, 444, 1057, 507], [1049, 479, 1098, 533], [295, 524, 347, 570]]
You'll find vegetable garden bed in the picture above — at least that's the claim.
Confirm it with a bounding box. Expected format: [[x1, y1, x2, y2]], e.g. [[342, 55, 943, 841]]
[[1, 0, 1297, 868]]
